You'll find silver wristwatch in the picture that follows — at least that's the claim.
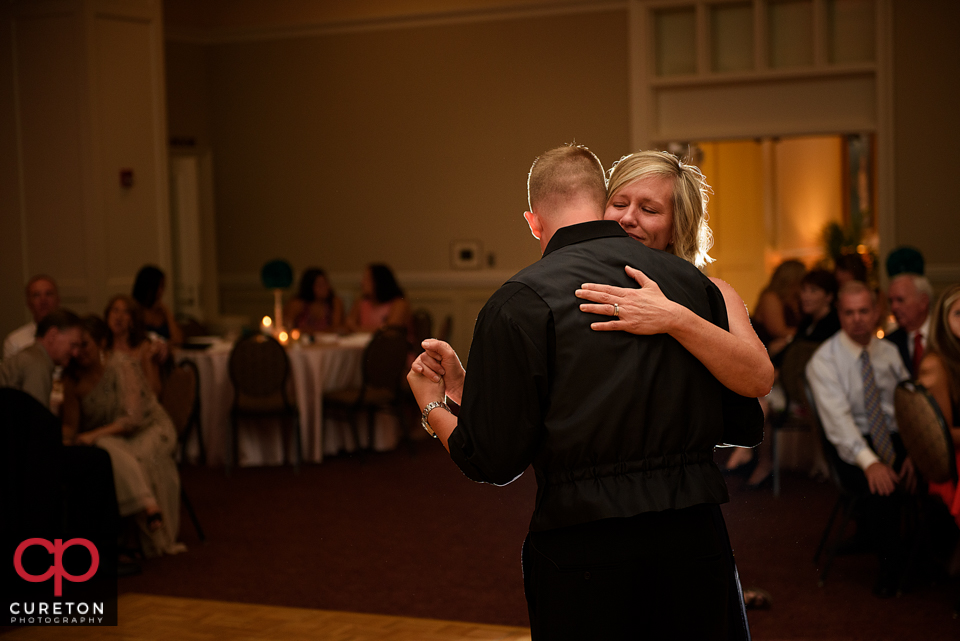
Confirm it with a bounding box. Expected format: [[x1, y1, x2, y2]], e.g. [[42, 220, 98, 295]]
[[420, 400, 450, 438]]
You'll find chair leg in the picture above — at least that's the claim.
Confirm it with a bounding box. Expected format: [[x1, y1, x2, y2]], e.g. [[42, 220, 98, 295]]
[[195, 418, 207, 466], [292, 415, 302, 475], [180, 487, 206, 542], [348, 412, 365, 462], [367, 409, 377, 452], [814, 496, 843, 563], [819, 497, 858, 586], [772, 426, 781, 497], [226, 413, 236, 476]]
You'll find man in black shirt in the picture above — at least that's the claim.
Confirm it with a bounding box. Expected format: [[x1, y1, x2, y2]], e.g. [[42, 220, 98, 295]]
[[408, 145, 750, 639]]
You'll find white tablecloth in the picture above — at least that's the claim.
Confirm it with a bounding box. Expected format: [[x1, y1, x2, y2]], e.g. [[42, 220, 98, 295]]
[[177, 334, 400, 467]]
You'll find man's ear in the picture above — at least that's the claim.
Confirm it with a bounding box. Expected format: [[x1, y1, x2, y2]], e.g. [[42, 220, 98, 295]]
[[523, 211, 542, 240]]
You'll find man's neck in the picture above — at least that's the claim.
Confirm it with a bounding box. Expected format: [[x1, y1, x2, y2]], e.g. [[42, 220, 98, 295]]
[[538, 210, 603, 253]]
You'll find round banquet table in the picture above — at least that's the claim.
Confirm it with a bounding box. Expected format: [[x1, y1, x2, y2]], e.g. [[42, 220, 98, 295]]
[[177, 333, 401, 467]]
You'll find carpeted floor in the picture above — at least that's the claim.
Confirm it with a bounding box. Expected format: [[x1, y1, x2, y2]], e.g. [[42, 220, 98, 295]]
[[113, 441, 959, 640]]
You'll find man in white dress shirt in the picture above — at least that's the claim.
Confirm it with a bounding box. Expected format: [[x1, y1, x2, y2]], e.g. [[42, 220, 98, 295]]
[[807, 280, 913, 596], [885, 273, 932, 377], [2, 275, 60, 360]]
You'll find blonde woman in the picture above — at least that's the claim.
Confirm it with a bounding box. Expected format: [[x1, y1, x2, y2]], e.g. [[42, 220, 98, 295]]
[[576, 151, 773, 399]]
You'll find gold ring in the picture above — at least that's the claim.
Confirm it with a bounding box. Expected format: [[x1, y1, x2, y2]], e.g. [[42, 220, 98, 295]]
[[613, 303, 619, 317]]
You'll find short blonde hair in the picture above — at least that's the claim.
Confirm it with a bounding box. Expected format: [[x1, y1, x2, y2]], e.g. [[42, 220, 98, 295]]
[[606, 151, 714, 268], [527, 144, 606, 215]]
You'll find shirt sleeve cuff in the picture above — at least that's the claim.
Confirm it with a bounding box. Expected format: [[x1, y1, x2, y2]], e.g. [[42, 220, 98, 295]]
[[856, 447, 880, 471]]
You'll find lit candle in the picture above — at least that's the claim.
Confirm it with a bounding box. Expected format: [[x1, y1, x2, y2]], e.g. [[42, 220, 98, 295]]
[[261, 315, 273, 334], [290, 329, 301, 341], [278, 331, 289, 344]]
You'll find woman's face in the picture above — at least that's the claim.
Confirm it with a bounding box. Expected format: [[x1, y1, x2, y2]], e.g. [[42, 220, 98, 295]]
[[604, 174, 675, 252], [107, 299, 131, 336], [948, 299, 960, 340], [313, 275, 330, 300], [800, 284, 832, 317], [75, 329, 101, 369]]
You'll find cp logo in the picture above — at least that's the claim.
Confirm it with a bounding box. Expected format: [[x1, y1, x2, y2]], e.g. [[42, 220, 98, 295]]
[[13, 538, 99, 596]]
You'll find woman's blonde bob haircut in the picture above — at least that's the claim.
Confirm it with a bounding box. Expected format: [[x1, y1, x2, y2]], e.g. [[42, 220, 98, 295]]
[[606, 151, 714, 269]]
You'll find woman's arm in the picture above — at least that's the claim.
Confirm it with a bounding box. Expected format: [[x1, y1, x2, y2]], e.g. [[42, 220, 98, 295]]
[[284, 298, 305, 330], [385, 298, 412, 329], [138, 343, 163, 397], [330, 296, 345, 331], [576, 267, 774, 397], [755, 290, 793, 354], [345, 299, 362, 332], [160, 302, 183, 346]]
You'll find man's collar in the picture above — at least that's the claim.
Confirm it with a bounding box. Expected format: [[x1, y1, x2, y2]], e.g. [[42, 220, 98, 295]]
[[542, 220, 628, 258], [911, 315, 931, 339], [838, 329, 876, 357]]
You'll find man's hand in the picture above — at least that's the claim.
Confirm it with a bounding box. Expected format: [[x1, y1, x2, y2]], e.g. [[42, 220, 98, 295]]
[[406, 367, 446, 412], [865, 461, 898, 496], [410, 339, 465, 405], [898, 456, 917, 494]]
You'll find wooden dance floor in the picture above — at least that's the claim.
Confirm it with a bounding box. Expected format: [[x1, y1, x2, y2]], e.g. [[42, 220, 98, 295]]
[[1, 594, 532, 641]]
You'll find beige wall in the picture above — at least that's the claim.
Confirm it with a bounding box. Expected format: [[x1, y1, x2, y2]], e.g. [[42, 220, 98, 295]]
[[0, 3, 26, 333], [892, 0, 960, 286], [202, 10, 630, 280]]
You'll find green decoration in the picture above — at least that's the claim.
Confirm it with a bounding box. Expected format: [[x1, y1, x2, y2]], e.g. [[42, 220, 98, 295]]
[[260, 260, 293, 289]]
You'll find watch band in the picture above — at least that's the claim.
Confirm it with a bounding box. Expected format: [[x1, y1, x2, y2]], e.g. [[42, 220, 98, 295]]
[[420, 400, 450, 438]]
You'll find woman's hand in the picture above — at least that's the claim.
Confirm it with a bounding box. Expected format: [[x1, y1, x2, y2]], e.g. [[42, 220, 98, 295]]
[[576, 266, 681, 335]]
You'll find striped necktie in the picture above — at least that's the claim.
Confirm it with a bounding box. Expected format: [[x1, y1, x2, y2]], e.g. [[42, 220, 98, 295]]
[[859, 349, 896, 465]]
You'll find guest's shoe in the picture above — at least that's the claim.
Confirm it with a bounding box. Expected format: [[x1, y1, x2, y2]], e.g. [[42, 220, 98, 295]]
[[744, 471, 773, 491], [723, 457, 758, 477]]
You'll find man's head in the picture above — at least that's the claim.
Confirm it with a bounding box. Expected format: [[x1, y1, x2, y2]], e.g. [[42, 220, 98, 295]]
[[36, 309, 83, 366], [25, 275, 59, 323], [837, 281, 879, 346], [888, 273, 932, 333], [524, 145, 606, 251]]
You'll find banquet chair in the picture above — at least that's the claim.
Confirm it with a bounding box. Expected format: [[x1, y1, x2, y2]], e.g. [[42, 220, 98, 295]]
[[894, 380, 957, 486], [807, 380, 871, 586], [323, 327, 410, 458], [227, 334, 301, 474], [893, 380, 959, 605], [160, 359, 206, 541], [771, 340, 822, 496]]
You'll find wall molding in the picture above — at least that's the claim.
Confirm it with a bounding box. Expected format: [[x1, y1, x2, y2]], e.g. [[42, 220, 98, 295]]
[[164, 1, 627, 44]]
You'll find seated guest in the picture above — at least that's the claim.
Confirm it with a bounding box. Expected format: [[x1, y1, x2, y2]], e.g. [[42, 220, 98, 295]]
[[917, 284, 960, 528], [834, 253, 868, 288], [0, 309, 82, 407], [345, 263, 412, 333], [284, 268, 345, 333], [105, 294, 164, 396], [886, 273, 933, 377], [732, 270, 841, 483], [807, 281, 914, 596], [752, 259, 805, 356], [132, 265, 182, 346], [795, 269, 840, 343], [62, 315, 183, 558], [3, 274, 60, 360]]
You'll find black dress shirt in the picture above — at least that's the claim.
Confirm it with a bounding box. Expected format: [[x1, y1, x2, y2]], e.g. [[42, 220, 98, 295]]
[[448, 221, 758, 532]]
